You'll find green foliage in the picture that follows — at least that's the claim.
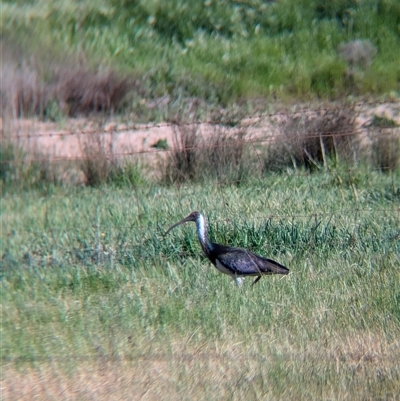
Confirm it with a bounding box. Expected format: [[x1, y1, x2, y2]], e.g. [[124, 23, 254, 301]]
[[151, 139, 169, 150], [2, 0, 400, 394], [43, 100, 64, 122], [2, 171, 399, 398], [0, 140, 58, 191], [0, 141, 23, 184], [310, 58, 347, 97], [2, 0, 400, 115], [108, 161, 147, 187], [369, 115, 399, 128]]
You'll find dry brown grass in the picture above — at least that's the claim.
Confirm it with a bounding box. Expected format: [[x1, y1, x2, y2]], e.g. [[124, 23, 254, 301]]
[[163, 122, 251, 184], [1, 60, 49, 118], [54, 68, 133, 117], [0, 43, 134, 119], [3, 333, 399, 400], [369, 130, 400, 172], [163, 123, 201, 183], [79, 134, 113, 187], [77, 132, 147, 187], [264, 105, 359, 171], [338, 40, 377, 70]]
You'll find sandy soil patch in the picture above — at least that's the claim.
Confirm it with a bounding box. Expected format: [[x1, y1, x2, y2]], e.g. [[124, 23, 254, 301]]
[[2, 101, 399, 163]]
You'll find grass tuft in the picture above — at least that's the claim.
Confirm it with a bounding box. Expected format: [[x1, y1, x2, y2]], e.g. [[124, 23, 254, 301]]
[[163, 123, 201, 184], [0, 139, 61, 191], [0, 60, 48, 118], [370, 131, 400, 172], [79, 134, 111, 187], [54, 67, 134, 117], [264, 105, 359, 172], [163, 122, 252, 184]]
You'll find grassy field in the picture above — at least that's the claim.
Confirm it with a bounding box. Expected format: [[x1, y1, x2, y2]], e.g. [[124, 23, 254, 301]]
[[2, 0, 400, 120], [1, 169, 399, 399], [1, 1, 400, 399]]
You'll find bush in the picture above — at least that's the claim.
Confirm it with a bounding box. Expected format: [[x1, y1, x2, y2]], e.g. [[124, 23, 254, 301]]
[[79, 134, 113, 187], [54, 68, 134, 117], [78, 133, 145, 187], [263, 105, 359, 172], [0, 140, 59, 191], [338, 40, 377, 70], [0, 61, 48, 118], [369, 130, 400, 172], [0, 46, 134, 119], [163, 121, 253, 184]]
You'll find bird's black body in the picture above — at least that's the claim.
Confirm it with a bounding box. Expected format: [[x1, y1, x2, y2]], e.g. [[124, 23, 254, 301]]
[[166, 211, 289, 286]]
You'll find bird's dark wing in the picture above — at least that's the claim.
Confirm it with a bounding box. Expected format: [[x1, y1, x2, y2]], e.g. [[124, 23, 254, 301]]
[[213, 245, 289, 276], [250, 253, 289, 275], [217, 250, 261, 275]]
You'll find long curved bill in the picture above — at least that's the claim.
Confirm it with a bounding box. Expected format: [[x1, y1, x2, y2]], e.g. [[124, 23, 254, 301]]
[[164, 215, 193, 236]]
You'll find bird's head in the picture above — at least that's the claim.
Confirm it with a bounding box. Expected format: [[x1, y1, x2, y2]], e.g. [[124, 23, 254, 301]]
[[165, 211, 201, 235]]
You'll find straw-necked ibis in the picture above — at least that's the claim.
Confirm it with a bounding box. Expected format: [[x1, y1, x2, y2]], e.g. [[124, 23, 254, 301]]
[[165, 211, 289, 286]]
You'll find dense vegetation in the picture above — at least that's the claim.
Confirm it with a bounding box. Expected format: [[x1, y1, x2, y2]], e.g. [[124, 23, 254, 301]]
[[2, 0, 400, 118], [1, 1, 400, 399], [2, 171, 399, 399]]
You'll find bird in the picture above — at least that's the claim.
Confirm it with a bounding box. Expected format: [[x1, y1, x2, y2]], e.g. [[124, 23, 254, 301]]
[[165, 211, 289, 286]]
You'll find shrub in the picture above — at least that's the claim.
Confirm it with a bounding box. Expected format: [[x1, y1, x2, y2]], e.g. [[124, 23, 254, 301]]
[[162, 121, 252, 184], [0, 61, 48, 118], [369, 130, 400, 172], [0, 49, 134, 119], [263, 105, 359, 172], [54, 68, 134, 117], [0, 140, 59, 191], [338, 40, 377, 70], [79, 134, 113, 187]]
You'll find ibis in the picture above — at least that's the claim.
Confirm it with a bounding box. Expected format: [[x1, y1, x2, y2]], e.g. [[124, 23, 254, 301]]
[[165, 211, 289, 286]]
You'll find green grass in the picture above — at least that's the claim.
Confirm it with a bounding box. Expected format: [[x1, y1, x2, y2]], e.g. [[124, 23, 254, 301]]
[[2, 170, 399, 399], [2, 1, 399, 397], [2, 0, 400, 118]]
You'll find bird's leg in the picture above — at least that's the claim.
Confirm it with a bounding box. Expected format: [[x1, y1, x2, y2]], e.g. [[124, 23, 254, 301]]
[[251, 276, 262, 286], [233, 277, 245, 287]]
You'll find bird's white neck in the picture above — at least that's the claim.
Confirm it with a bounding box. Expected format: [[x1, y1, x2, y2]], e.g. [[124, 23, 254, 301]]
[[195, 214, 210, 249]]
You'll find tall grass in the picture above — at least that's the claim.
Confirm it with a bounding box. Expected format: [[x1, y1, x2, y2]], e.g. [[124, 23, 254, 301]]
[[2, 104, 399, 192], [2, 169, 399, 399], [368, 117, 400, 172], [2, 0, 400, 118], [163, 123, 251, 184], [264, 105, 360, 171]]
